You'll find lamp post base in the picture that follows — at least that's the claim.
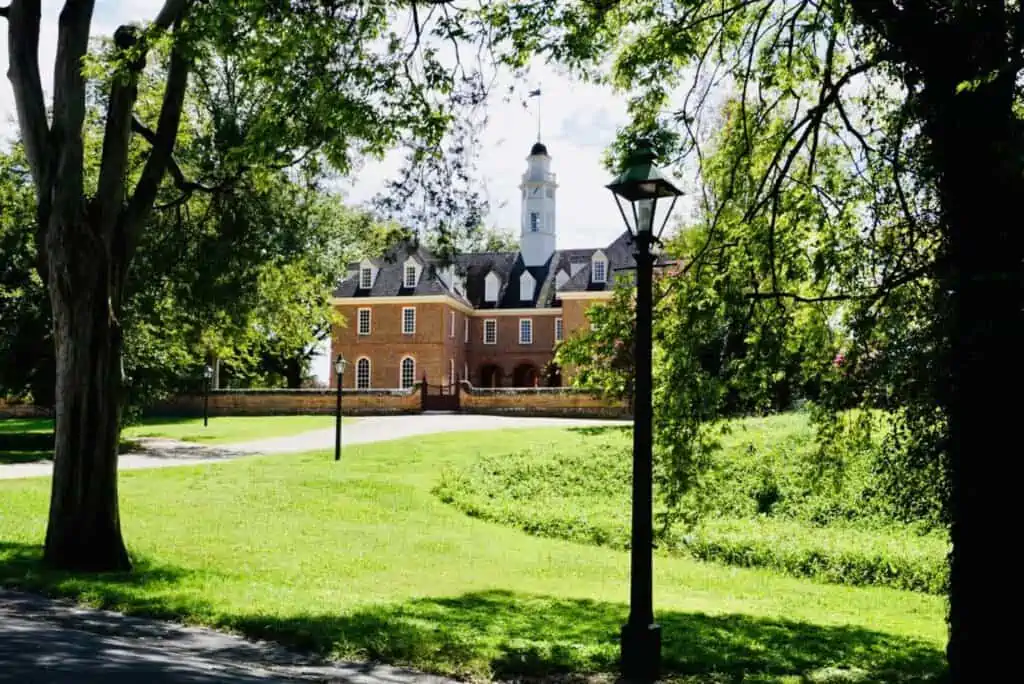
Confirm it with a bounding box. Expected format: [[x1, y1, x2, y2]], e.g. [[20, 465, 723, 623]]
[[621, 621, 661, 681]]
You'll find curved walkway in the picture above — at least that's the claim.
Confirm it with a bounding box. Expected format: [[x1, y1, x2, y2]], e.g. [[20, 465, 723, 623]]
[[0, 414, 628, 480]]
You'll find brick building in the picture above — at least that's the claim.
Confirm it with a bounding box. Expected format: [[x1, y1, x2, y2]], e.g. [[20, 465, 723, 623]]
[[330, 140, 638, 389]]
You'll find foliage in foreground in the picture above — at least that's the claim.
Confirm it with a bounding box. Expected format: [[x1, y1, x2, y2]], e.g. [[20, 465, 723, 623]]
[[0, 429, 944, 682], [433, 416, 949, 594]]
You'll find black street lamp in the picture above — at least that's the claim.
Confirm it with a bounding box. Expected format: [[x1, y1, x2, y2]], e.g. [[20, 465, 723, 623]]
[[334, 354, 348, 462], [606, 139, 682, 682], [202, 364, 214, 428]]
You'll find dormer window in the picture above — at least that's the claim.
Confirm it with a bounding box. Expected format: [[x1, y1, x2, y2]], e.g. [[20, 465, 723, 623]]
[[555, 269, 569, 290], [592, 253, 608, 284], [520, 271, 535, 301], [403, 258, 418, 289], [485, 271, 500, 302], [359, 266, 373, 290]]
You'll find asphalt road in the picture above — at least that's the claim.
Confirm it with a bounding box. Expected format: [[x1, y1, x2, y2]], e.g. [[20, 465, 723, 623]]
[[0, 590, 453, 683]]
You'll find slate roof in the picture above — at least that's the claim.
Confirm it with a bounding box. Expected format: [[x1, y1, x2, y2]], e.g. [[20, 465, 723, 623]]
[[332, 230, 642, 309]]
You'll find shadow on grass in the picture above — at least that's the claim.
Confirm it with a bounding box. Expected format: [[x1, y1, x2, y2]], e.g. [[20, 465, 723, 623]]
[[567, 425, 632, 438], [0, 542, 945, 683], [0, 434, 53, 464], [0, 541, 215, 624], [0, 434, 148, 465]]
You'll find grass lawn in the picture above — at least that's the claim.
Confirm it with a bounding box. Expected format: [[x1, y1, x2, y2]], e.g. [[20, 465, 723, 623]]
[[435, 416, 949, 595], [0, 415, 347, 463], [0, 428, 945, 682]]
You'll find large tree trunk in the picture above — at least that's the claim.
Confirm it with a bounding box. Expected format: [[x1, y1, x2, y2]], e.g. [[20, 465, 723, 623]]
[[923, 49, 1024, 680], [42, 218, 131, 572]]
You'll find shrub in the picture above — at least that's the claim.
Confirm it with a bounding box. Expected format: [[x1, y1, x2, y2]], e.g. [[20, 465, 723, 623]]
[[676, 518, 948, 595]]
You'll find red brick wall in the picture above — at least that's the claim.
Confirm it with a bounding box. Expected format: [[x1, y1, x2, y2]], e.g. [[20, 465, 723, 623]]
[[558, 297, 609, 382], [331, 302, 448, 389], [459, 382, 628, 418], [465, 312, 558, 386], [146, 386, 627, 419], [149, 388, 421, 417], [331, 295, 613, 388], [0, 399, 50, 419]]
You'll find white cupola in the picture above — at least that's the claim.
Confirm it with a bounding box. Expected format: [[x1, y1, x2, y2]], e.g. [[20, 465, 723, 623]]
[[519, 141, 558, 267]]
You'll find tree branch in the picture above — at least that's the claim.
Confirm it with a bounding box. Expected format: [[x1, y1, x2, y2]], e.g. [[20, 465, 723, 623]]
[[131, 116, 213, 194], [152, 0, 189, 30], [96, 26, 145, 231], [122, 32, 192, 253], [5, 0, 49, 190], [50, 0, 96, 226], [747, 264, 931, 304]]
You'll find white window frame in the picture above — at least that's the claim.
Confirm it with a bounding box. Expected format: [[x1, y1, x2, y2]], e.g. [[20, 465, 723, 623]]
[[450, 311, 455, 338], [520, 271, 534, 301], [357, 308, 371, 336], [356, 358, 371, 389], [483, 319, 497, 345], [529, 212, 540, 232], [485, 272, 500, 302], [403, 263, 417, 289], [359, 267, 373, 290], [400, 357, 416, 389], [519, 318, 533, 345], [449, 359, 455, 385], [464, 318, 469, 343], [592, 258, 607, 283], [402, 307, 416, 335], [555, 317, 563, 343]]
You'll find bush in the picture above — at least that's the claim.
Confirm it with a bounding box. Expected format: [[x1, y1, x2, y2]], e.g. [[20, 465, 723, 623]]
[[432, 415, 950, 594], [677, 518, 948, 595]]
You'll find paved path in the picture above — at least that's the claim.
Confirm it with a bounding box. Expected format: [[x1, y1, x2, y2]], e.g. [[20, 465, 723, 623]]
[[0, 590, 455, 683], [0, 413, 626, 480]]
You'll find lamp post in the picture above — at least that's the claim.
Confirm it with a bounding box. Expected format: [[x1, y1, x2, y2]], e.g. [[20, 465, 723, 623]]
[[202, 364, 214, 427], [334, 354, 348, 462], [606, 139, 682, 682]]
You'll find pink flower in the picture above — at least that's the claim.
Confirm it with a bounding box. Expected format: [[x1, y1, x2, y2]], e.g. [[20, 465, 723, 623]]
[[833, 352, 846, 367]]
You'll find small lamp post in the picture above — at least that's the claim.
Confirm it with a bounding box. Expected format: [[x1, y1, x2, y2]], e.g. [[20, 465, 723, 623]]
[[606, 139, 682, 682], [334, 354, 348, 462], [202, 364, 214, 427]]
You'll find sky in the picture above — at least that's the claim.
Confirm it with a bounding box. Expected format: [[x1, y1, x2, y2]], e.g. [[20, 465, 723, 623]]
[[0, 1, 659, 383]]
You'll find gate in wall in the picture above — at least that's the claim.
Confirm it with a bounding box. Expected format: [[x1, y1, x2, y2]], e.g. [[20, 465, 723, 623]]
[[420, 375, 460, 411]]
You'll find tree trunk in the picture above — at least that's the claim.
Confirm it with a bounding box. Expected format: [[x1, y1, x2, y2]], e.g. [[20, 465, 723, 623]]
[[923, 61, 1024, 680], [42, 216, 131, 573], [284, 356, 303, 389]]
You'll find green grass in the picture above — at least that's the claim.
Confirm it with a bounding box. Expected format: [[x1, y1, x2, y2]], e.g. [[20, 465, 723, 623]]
[[433, 419, 949, 595], [0, 429, 946, 682], [0, 415, 348, 463]]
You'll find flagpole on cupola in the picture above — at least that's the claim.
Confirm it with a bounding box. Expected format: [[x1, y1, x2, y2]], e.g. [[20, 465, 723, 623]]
[[528, 84, 542, 142]]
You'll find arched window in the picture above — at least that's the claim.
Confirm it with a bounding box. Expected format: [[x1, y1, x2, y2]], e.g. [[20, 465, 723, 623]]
[[356, 358, 371, 389], [400, 357, 416, 389]]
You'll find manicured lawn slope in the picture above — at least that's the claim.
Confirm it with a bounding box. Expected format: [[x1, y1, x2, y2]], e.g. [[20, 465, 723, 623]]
[[0, 415, 345, 463], [435, 418, 949, 594], [0, 429, 945, 682]]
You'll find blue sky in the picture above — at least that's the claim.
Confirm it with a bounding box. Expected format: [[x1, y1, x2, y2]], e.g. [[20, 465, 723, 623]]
[[0, 2, 655, 382]]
